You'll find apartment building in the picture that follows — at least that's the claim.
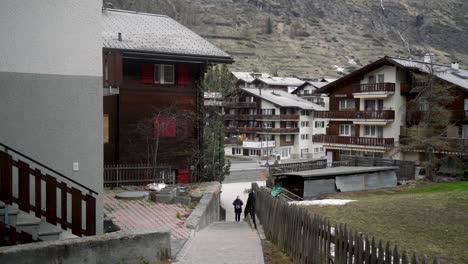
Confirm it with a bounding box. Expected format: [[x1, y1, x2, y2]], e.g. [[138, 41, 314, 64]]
[[224, 88, 327, 161], [291, 81, 331, 108], [314, 55, 468, 163]]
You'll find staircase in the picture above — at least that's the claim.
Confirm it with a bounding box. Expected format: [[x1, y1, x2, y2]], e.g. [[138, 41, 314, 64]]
[[0, 143, 98, 246]]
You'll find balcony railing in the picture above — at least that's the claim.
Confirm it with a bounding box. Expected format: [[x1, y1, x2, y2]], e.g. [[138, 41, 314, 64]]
[[313, 135, 394, 147], [223, 102, 257, 108], [450, 110, 468, 120], [353, 83, 396, 93], [225, 127, 299, 134], [314, 110, 394, 120], [224, 114, 299, 121]]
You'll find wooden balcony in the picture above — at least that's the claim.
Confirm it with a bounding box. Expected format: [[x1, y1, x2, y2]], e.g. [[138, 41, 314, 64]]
[[313, 135, 394, 147], [225, 127, 299, 134], [314, 110, 394, 120], [353, 83, 395, 93], [223, 102, 257, 108], [224, 114, 299, 121], [450, 110, 468, 120]]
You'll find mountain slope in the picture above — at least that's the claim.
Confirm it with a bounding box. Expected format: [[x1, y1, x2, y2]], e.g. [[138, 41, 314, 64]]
[[105, 0, 468, 77]]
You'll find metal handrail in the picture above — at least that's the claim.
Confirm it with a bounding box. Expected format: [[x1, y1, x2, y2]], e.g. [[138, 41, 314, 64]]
[[0, 142, 98, 195]]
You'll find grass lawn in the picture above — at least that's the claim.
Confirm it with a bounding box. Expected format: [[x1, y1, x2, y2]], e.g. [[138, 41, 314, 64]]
[[304, 181, 468, 264]]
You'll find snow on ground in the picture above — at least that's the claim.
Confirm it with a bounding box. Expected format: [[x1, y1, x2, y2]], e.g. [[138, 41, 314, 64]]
[[289, 199, 356, 206]]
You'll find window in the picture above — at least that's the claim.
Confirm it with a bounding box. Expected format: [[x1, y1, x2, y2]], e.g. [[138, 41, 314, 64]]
[[464, 98, 468, 111], [418, 99, 429, 111], [232, 148, 242, 155], [263, 122, 273, 128], [339, 124, 355, 136], [314, 147, 319, 153], [142, 64, 175, 84], [365, 99, 384, 111], [315, 121, 325, 128], [154, 117, 176, 138], [301, 110, 310, 116], [300, 148, 309, 158], [301, 134, 309, 140], [103, 114, 109, 144], [368, 75, 376, 84], [303, 90, 310, 95], [301, 121, 309, 127], [314, 147, 324, 153], [339, 99, 355, 110], [261, 109, 275, 115], [378, 74, 385, 83], [285, 135, 292, 142], [364, 125, 384, 138], [281, 148, 291, 158]]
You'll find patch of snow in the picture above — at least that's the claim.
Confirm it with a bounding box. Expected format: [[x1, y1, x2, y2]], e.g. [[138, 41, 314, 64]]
[[380, 0, 385, 11], [146, 183, 166, 191], [345, 56, 358, 66], [289, 199, 356, 206], [334, 65, 345, 73]]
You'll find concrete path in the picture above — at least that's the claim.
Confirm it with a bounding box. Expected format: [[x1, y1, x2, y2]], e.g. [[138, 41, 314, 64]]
[[177, 221, 264, 264]]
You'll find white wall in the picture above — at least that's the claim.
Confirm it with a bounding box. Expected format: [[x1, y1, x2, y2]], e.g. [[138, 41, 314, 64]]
[[0, 0, 103, 233], [0, 1, 101, 77]]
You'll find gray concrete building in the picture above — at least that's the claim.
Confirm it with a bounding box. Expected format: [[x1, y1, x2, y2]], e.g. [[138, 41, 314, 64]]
[[0, 1, 103, 233]]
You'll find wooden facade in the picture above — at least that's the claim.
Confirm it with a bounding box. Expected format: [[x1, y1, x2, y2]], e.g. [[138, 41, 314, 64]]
[[103, 51, 209, 180]]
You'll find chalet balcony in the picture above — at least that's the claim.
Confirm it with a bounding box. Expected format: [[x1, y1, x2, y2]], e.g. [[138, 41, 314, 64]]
[[225, 127, 299, 134], [314, 110, 394, 120], [353, 83, 396, 93], [224, 114, 299, 121], [223, 102, 257, 108], [313, 135, 394, 147], [407, 110, 468, 123]]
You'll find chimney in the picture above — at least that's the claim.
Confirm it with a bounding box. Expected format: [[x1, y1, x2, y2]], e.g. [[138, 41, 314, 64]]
[[451, 62, 460, 70], [118, 32, 122, 41]]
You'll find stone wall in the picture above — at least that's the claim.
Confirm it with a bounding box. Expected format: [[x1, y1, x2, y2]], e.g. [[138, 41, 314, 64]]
[[0, 231, 170, 264], [185, 182, 222, 231]]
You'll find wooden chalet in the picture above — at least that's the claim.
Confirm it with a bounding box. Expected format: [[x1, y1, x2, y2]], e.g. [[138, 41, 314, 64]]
[[315, 56, 468, 164], [102, 9, 233, 182]]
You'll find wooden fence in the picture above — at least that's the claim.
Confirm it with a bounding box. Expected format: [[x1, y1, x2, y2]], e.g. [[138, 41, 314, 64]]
[[104, 164, 175, 187], [252, 183, 440, 264]]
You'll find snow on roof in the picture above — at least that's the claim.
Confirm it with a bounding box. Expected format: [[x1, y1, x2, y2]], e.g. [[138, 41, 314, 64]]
[[388, 57, 468, 91], [102, 9, 232, 62], [232, 72, 271, 80], [241, 88, 326, 111], [254, 77, 305, 87]]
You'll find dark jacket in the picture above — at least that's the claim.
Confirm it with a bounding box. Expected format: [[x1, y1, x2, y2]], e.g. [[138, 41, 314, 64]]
[[233, 198, 243, 212]]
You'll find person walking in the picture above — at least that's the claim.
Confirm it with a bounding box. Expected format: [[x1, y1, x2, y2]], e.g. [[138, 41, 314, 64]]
[[232, 196, 243, 222]]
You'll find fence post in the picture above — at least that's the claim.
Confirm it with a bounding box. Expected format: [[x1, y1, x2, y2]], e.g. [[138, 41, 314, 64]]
[[116, 164, 120, 187]]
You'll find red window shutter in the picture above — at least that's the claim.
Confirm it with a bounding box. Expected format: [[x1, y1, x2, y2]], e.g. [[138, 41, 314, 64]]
[[141, 64, 153, 84], [177, 64, 190, 85], [154, 117, 176, 138]]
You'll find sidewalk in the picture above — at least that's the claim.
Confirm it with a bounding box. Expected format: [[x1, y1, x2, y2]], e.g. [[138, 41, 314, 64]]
[[177, 221, 264, 264]]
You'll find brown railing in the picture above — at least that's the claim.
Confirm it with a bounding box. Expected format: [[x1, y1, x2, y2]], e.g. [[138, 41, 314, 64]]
[[0, 145, 96, 237], [222, 102, 257, 108], [225, 127, 299, 134], [224, 114, 299, 121], [450, 110, 468, 120], [353, 83, 395, 93], [313, 135, 394, 147], [314, 110, 394, 120]]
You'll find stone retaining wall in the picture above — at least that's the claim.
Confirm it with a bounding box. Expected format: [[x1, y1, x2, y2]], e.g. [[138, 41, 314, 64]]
[[185, 182, 222, 231], [0, 231, 170, 264]]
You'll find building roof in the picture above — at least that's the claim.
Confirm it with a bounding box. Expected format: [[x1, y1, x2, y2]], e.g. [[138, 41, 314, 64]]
[[232, 72, 271, 83], [252, 77, 305, 87], [291, 81, 328, 94], [241, 88, 326, 111], [387, 57, 468, 91], [318, 56, 468, 93], [276, 166, 398, 179], [102, 9, 233, 63]]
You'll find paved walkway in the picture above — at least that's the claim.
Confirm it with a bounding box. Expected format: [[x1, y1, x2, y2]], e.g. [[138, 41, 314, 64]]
[[177, 221, 264, 264]]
